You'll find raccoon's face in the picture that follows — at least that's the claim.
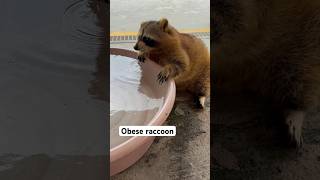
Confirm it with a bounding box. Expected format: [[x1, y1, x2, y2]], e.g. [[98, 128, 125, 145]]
[[213, 0, 243, 45], [134, 18, 176, 52]]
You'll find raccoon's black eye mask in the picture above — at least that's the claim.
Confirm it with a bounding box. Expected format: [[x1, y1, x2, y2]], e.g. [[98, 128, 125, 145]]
[[138, 35, 157, 47]]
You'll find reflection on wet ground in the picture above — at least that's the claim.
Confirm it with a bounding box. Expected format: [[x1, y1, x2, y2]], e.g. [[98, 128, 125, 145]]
[[88, 0, 108, 101], [0, 0, 107, 179]]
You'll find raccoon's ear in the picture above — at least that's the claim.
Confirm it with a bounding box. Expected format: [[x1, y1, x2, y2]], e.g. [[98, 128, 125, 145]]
[[141, 21, 147, 27], [159, 18, 169, 32]]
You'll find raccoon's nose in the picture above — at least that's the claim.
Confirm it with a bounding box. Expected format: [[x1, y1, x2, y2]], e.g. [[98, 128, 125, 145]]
[[134, 44, 139, 50]]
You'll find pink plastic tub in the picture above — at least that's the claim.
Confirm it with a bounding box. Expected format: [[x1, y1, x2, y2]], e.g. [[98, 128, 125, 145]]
[[110, 48, 176, 176]]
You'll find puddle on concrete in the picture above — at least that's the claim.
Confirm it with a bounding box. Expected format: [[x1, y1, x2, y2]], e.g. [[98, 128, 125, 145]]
[[0, 0, 107, 179], [110, 55, 164, 149]]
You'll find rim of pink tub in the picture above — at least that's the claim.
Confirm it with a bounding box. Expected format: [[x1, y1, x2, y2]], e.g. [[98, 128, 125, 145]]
[[110, 48, 176, 176]]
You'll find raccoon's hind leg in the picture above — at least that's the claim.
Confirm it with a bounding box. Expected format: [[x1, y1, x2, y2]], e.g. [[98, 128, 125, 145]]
[[284, 110, 304, 148], [190, 79, 210, 109], [193, 95, 206, 109], [194, 67, 210, 109]]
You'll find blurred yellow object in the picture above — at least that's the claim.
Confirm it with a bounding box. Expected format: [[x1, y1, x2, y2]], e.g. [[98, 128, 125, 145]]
[[110, 28, 210, 36]]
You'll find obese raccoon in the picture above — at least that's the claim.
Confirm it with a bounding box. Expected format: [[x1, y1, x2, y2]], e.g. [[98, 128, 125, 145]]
[[134, 18, 210, 108]]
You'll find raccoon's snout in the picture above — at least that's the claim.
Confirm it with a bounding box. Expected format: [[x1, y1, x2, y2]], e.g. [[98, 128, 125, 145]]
[[134, 44, 139, 50]]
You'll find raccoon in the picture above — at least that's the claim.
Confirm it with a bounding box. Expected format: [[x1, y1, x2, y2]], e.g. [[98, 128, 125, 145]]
[[213, 0, 320, 147], [134, 18, 210, 108]]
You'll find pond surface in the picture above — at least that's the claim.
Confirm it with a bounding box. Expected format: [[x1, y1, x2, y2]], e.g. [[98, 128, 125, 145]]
[[0, 0, 107, 179]]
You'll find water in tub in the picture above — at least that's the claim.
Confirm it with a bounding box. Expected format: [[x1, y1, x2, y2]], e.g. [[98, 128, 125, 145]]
[[110, 55, 164, 149]]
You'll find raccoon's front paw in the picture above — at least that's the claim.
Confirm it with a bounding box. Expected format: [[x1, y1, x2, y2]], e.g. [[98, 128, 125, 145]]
[[285, 110, 304, 148], [157, 69, 170, 84], [137, 52, 146, 63], [137, 55, 145, 62]]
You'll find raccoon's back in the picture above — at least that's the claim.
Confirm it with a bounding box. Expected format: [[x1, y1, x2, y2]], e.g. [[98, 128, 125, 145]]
[[179, 33, 209, 64], [178, 33, 210, 75]]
